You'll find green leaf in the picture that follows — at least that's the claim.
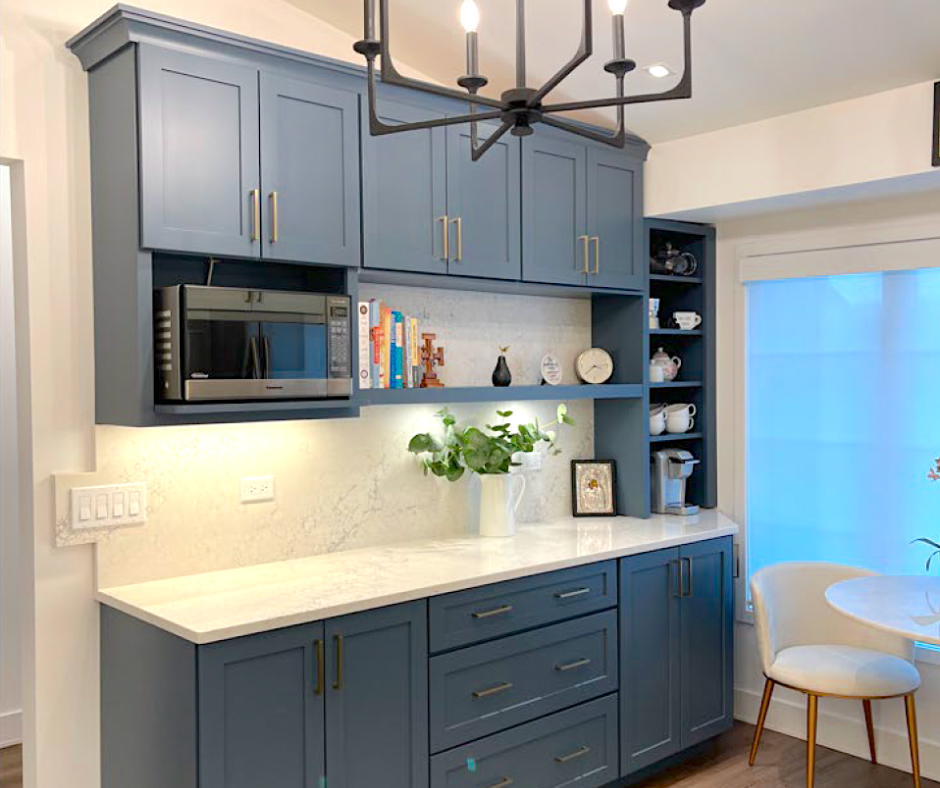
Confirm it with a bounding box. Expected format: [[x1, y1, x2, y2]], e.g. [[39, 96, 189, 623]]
[[408, 433, 434, 453], [556, 403, 567, 422], [442, 414, 456, 427], [497, 410, 513, 418], [913, 538, 940, 550]]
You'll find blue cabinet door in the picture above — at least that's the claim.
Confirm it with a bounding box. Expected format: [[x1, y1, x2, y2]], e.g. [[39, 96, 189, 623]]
[[362, 95, 448, 274], [619, 548, 681, 775], [198, 623, 326, 788], [586, 147, 643, 290], [260, 73, 361, 266], [138, 44, 261, 258], [680, 536, 735, 748], [325, 600, 429, 788], [521, 133, 588, 286], [446, 123, 521, 280]]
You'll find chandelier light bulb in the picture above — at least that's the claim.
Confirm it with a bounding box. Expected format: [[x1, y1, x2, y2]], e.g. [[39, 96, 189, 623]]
[[608, 0, 628, 15], [460, 0, 480, 32]]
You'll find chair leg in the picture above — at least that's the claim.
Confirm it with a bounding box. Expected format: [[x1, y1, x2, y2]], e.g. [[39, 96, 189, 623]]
[[905, 694, 922, 788], [863, 699, 877, 764], [806, 694, 819, 788], [749, 678, 775, 766]]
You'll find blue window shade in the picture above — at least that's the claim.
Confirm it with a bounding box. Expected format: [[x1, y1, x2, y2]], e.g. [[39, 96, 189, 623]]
[[746, 268, 940, 589]]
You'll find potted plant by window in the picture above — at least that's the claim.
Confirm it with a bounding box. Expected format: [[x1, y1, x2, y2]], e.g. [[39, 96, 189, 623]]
[[914, 458, 940, 570], [407, 405, 575, 537]]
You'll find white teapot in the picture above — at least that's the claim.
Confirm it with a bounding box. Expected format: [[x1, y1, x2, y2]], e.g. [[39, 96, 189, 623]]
[[650, 347, 681, 382]]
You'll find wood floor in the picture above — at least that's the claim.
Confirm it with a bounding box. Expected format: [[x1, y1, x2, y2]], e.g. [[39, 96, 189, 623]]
[[0, 724, 933, 788]]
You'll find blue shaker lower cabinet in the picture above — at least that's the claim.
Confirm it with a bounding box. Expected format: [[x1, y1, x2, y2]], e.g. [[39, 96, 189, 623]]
[[619, 536, 734, 777]]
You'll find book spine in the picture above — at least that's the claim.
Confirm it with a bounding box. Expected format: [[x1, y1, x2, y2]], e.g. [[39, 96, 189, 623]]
[[357, 302, 371, 390], [403, 315, 412, 388], [393, 312, 404, 388], [410, 317, 419, 387], [369, 300, 380, 389], [381, 304, 391, 389]]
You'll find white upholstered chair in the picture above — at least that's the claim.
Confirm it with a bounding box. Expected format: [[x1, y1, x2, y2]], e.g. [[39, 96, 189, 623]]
[[749, 562, 922, 788]]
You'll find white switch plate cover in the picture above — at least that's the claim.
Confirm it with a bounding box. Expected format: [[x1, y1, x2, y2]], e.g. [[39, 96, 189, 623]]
[[70, 482, 147, 530], [241, 475, 275, 503]]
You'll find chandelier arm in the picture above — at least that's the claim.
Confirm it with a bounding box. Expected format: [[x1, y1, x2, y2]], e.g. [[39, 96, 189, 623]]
[[528, 0, 593, 107], [374, 0, 505, 110], [541, 114, 625, 148], [540, 10, 694, 114], [470, 121, 513, 162]]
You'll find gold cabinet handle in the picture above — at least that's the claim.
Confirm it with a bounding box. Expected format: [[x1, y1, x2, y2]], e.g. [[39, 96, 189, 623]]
[[250, 188, 260, 242], [269, 191, 279, 243], [314, 639, 325, 696], [449, 217, 463, 262], [591, 236, 600, 274], [438, 215, 449, 261], [577, 235, 590, 273], [555, 745, 591, 764], [483, 778, 513, 788], [555, 587, 591, 600], [333, 634, 344, 690], [472, 604, 513, 619], [555, 657, 591, 672], [472, 681, 513, 699]]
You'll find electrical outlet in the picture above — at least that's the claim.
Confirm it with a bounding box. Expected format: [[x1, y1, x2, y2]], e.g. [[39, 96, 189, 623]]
[[70, 482, 147, 530], [241, 475, 275, 503]]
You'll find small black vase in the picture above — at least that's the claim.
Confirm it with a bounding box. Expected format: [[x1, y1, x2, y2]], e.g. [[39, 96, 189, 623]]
[[492, 355, 512, 387]]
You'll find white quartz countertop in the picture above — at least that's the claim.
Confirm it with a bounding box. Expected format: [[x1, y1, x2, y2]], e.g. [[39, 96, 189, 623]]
[[98, 511, 738, 644]]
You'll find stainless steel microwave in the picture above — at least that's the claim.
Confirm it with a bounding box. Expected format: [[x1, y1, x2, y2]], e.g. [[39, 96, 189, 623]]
[[154, 285, 352, 402]]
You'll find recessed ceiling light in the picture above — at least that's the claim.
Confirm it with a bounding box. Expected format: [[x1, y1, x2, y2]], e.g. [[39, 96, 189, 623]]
[[646, 64, 673, 78]]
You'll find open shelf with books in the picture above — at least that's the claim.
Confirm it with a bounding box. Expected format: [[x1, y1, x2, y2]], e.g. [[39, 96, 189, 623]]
[[359, 383, 643, 408]]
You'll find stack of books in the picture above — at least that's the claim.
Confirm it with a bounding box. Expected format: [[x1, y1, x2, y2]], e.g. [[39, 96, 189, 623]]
[[357, 300, 422, 389]]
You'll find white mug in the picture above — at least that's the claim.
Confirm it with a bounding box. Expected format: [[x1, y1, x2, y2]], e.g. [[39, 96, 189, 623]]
[[665, 403, 696, 418], [650, 411, 667, 436], [649, 364, 665, 383], [650, 403, 666, 416], [666, 414, 694, 434], [673, 311, 702, 330]]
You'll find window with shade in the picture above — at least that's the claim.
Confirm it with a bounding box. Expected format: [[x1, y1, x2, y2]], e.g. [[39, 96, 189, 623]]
[[746, 267, 940, 591]]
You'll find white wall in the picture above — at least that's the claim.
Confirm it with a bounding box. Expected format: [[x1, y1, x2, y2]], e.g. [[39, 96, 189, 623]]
[[714, 190, 940, 780], [0, 165, 22, 748]]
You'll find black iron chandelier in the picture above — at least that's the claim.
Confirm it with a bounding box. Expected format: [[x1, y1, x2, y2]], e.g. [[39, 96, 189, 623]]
[[354, 0, 707, 160]]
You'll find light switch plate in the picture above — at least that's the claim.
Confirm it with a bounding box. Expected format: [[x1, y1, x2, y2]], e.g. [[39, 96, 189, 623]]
[[70, 482, 147, 530], [241, 475, 275, 503]]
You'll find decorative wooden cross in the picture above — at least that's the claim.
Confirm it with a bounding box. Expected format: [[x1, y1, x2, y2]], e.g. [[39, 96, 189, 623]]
[[419, 333, 445, 388]]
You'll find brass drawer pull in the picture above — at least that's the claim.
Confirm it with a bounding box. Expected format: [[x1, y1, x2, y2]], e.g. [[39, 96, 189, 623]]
[[555, 745, 591, 764], [555, 587, 591, 600], [269, 191, 279, 243], [333, 634, 344, 690], [577, 234, 590, 273], [472, 604, 513, 619], [314, 639, 325, 696], [483, 778, 513, 788], [450, 216, 463, 261], [438, 215, 449, 260], [555, 657, 591, 672], [473, 681, 513, 699], [250, 188, 261, 242], [591, 236, 600, 274]]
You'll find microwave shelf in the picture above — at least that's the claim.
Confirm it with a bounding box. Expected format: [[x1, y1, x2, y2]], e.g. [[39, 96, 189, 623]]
[[153, 399, 359, 425]]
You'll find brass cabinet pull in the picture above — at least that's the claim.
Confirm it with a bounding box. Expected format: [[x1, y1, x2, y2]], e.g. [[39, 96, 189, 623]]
[[472, 681, 513, 699], [555, 657, 591, 672], [333, 634, 344, 690], [450, 217, 463, 261], [555, 587, 591, 600], [472, 604, 513, 619], [555, 745, 591, 764], [314, 639, 325, 696], [269, 191, 279, 243], [591, 236, 600, 274], [438, 215, 449, 260], [483, 778, 514, 788], [250, 188, 260, 242], [681, 557, 693, 597], [577, 235, 590, 273]]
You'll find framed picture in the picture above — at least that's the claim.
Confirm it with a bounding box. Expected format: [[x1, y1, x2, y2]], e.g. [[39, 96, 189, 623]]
[[571, 460, 617, 517], [934, 81, 940, 168]]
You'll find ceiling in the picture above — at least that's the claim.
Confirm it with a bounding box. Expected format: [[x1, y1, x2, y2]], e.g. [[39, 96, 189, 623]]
[[285, 0, 940, 144]]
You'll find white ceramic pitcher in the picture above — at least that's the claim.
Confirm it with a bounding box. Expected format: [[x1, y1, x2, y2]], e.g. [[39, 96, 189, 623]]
[[478, 473, 527, 537]]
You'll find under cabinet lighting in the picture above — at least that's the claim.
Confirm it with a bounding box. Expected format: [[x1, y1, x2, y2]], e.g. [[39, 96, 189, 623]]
[[647, 63, 673, 78]]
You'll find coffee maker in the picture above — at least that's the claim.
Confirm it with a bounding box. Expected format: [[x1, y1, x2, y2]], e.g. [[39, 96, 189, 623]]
[[651, 449, 700, 515]]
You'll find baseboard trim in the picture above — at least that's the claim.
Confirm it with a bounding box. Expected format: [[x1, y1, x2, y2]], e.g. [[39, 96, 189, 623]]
[[735, 686, 939, 781], [0, 710, 21, 748]]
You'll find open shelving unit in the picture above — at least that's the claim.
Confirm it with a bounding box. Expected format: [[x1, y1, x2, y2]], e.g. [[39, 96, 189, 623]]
[[360, 383, 643, 408]]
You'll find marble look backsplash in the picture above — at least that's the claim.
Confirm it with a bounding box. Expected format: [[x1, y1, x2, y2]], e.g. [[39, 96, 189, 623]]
[[56, 288, 595, 589]]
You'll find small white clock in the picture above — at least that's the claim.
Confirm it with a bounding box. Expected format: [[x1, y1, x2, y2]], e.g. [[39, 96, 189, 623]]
[[575, 348, 614, 385]]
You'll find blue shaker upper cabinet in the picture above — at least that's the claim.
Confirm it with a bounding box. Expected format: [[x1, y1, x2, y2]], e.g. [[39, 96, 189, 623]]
[[680, 537, 735, 748], [586, 147, 643, 291], [521, 133, 588, 287], [260, 73, 361, 266], [325, 601, 429, 788], [445, 123, 521, 280], [619, 548, 682, 776], [138, 45, 261, 258], [362, 95, 448, 274], [198, 623, 326, 788]]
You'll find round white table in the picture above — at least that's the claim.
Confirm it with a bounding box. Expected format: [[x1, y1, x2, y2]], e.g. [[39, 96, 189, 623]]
[[826, 575, 940, 646]]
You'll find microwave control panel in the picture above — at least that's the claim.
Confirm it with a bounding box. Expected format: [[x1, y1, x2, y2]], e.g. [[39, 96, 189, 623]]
[[327, 296, 352, 379]]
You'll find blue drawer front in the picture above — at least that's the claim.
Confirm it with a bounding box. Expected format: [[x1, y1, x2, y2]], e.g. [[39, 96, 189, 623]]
[[430, 694, 619, 788], [429, 562, 617, 653], [430, 610, 618, 752]]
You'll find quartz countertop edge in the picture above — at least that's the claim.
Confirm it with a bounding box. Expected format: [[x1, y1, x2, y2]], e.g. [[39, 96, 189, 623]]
[[97, 511, 739, 645]]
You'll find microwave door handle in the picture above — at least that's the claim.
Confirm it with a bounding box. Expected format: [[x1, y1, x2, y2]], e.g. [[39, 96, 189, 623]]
[[248, 336, 262, 379], [262, 335, 272, 379]]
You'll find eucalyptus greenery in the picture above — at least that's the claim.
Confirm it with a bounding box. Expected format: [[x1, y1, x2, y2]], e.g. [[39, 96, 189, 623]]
[[407, 405, 576, 482]]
